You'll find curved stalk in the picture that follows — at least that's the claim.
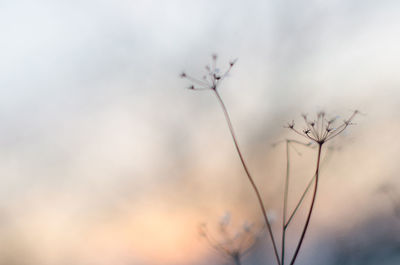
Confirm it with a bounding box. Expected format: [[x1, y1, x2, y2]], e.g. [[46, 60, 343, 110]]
[[213, 90, 281, 265]]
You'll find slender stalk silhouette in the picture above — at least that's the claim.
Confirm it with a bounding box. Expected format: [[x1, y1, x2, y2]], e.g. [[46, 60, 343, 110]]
[[289, 143, 322, 265], [214, 89, 281, 265], [181, 55, 281, 265], [281, 141, 290, 265]]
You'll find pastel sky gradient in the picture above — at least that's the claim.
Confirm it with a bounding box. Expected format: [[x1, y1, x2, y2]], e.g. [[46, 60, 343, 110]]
[[1, 1, 400, 264]]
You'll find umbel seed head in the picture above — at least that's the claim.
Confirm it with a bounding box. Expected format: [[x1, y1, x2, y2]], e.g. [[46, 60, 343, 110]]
[[287, 110, 359, 144], [180, 54, 237, 91]]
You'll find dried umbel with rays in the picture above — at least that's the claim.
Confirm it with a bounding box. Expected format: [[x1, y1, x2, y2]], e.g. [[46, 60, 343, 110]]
[[287, 110, 359, 145], [283, 110, 359, 265], [180, 54, 237, 91], [198, 212, 265, 265], [181, 54, 281, 264]]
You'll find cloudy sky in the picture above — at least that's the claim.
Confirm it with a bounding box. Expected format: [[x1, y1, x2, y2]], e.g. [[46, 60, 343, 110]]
[[1, 0, 400, 265]]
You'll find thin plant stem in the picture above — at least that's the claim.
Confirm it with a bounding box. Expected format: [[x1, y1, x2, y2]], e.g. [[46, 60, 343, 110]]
[[281, 140, 290, 265], [289, 144, 323, 265], [285, 147, 332, 228], [281, 139, 312, 264], [285, 174, 315, 228], [213, 90, 281, 265]]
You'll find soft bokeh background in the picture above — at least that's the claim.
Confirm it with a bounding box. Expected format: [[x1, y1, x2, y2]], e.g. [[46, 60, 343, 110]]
[[1, 0, 400, 264]]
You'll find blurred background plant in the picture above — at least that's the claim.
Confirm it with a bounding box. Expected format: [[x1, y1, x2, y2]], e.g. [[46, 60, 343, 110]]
[[198, 212, 266, 265], [378, 183, 400, 219]]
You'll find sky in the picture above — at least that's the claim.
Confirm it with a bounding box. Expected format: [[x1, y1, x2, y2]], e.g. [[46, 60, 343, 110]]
[[1, 0, 400, 265]]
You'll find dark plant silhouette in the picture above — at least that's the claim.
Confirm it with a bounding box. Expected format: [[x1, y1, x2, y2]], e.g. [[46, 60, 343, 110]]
[[181, 55, 359, 265]]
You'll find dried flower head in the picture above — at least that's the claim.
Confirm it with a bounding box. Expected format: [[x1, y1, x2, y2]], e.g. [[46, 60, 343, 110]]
[[199, 213, 264, 264], [180, 54, 237, 91], [287, 110, 359, 145]]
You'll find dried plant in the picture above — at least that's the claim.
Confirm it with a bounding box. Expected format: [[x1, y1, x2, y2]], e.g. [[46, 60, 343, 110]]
[[199, 212, 265, 265], [181, 55, 359, 265], [181, 54, 281, 264], [285, 111, 358, 265]]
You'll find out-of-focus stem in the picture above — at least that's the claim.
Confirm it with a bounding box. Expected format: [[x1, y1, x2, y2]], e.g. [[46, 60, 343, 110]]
[[281, 140, 290, 265], [233, 254, 242, 265]]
